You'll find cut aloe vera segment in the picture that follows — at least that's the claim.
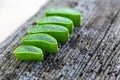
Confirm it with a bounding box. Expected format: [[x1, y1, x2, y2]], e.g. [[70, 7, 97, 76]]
[[45, 7, 82, 26], [22, 33, 59, 53], [28, 24, 69, 42], [36, 16, 74, 34], [13, 45, 43, 60]]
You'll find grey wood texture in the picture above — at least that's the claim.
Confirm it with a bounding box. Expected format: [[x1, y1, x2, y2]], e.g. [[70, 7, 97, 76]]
[[0, 0, 120, 80]]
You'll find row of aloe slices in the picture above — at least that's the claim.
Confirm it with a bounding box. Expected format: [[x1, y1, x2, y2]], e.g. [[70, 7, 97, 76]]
[[13, 7, 82, 61]]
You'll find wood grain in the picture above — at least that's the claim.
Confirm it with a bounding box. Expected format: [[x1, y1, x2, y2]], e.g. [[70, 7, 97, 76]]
[[0, 0, 120, 80]]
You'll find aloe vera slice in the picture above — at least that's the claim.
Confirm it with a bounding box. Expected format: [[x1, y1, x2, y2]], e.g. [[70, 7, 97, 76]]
[[28, 24, 69, 42], [45, 7, 82, 26], [36, 16, 74, 34], [22, 33, 59, 53], [13, 45, 43, 60]]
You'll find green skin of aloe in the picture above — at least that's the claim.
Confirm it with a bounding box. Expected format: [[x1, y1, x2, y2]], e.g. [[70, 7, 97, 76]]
[[13, 45, 43, 60], [28, 24, 69, 42], [22, 33, 59, 53], [45, 7, 82, 26], [36, 16, 74, 34]]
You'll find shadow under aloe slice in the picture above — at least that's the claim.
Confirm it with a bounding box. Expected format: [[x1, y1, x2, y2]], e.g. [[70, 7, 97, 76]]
[[29, 24, 69, 42], [45, 7, 82, 26], [22, 33, 59, 53], [13, 45, 43, 60], [36, 16, 74, 34]]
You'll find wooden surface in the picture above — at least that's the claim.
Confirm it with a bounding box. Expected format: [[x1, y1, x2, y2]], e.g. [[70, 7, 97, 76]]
[[0, 0, 120, 80]]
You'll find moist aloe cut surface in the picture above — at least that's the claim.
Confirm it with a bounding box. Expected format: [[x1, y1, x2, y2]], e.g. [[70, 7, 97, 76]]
[[29, 24, 69, 42], [45, 7, 82, 26], [13, 45, 43, 60], [22, 33, 59, 53], [36, 16, 74, 34]]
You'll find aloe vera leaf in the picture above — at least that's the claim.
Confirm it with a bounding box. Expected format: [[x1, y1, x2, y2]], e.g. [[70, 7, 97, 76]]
[[28, 24, 69, 42], [45, 7, 82, 26], [22, 33, 59, 53], [13, 45, 43, 60], [36, 16, 74, 34]]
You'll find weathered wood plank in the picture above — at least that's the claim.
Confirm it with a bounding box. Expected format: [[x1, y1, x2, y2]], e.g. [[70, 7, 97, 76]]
[[0, 0, 120, 80]]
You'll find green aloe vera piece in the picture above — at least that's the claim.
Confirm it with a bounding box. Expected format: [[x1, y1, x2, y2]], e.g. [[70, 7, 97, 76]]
[[45, 7, 82, 26], [22, 33, 59, 53], [13, 45, 43, 60], [36, 16, 74, 34], [28, 24, 69, 42]]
